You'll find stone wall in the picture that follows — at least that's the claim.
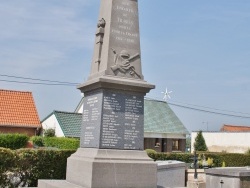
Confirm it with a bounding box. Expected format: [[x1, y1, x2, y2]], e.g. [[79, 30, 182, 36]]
[[191, 132, 250, 153]]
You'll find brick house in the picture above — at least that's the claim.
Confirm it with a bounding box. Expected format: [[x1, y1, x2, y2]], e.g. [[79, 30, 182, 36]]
[[220, 124, 250, 132], [0, 89, 41, 136]]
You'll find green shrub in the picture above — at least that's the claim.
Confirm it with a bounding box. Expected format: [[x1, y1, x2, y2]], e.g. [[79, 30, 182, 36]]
[[15, 149, 75, 186], [222, 161, 226, 167], [0, 148, 76, 186], [194, 131, 208, 151], [145, 149, 157, 159], [44, 137, 80, 150], [245, 148, 250, 155], [0, 147, 17, 187], [31, 136, 44, 147], [44, 129, 55, 137], [0, 133, 29, 149]]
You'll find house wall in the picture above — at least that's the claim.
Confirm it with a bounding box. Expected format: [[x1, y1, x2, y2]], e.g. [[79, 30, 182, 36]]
[[180, 139, 186, 152], [191, 132, 250, 153], [76, 105, 83, 113], [0, 126, 38, 137], [42, 114, 64, 137], [166, 138, 172, 152], [144, 138, 186, 152], [144, 132, 186, 139]]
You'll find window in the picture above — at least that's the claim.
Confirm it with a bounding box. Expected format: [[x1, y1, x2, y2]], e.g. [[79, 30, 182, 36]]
[[155, 138, 160, 147], [172, 139, 179, 151]]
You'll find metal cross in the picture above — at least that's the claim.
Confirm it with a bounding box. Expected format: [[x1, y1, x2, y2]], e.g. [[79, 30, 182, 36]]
[[190, 150, 198, 179]]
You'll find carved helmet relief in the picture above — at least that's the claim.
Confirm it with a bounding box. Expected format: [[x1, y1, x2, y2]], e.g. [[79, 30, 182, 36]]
[[110, 48, 141, 79]]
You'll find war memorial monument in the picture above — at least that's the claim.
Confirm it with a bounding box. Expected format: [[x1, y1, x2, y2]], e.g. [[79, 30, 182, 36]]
[[37, 0, 157, 187]]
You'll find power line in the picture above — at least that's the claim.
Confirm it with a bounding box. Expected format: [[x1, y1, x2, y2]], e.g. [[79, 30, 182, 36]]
[[0, 74, 80, 85], [146, 96, 250, 119], [170, 100, 250, 116], [147, 94, 250, 116], [168, 102, 250, 119], [0, 79, 77, 86]]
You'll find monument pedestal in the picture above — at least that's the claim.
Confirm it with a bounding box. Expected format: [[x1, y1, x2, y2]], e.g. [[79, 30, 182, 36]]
[[38, 148, 157, 188]]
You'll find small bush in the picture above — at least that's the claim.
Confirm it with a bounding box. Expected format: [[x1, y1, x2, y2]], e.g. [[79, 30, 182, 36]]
[[245, 148, 250, 155], [0, 133, 29, 149], [30, 136, 44, 147], [145, 149, 157, 158], [44, 129, 55, 137], [44, 137, 80, 150], [222, 161, 226, 167]]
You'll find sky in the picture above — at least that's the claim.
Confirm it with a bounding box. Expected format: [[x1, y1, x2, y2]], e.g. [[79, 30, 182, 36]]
[[1, 0, 250, 132]]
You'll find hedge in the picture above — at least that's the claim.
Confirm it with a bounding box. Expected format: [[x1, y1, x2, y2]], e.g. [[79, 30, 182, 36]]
[[146, 151, 193, 163], [30, 136, 44, 147], [0, 148, 76, 187], [44, 137, 80, 150], [0, 148, 18, 187], [146, 150, 250, 167], [0, 134, 29, 150], [1, 148, 250, 186], [31, 136, 80, 150]]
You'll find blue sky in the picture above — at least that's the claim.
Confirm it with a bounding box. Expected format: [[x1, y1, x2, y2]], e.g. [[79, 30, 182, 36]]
[[1, 0, 250, 132]]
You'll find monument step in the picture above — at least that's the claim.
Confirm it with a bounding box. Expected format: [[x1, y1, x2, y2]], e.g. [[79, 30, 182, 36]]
[[158, 187, 186, 188], [38, 180, 84, 188]]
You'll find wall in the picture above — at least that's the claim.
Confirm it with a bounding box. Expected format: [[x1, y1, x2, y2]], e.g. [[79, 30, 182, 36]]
[[191, 132, 250, 153], [42, 114, 64, 137], [179, 139, 186, 152], [0, 126, 37, 137], [144, 138, 186, 152]]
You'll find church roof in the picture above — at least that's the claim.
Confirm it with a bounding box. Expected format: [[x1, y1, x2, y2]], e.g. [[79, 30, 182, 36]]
[[0, 89, 41, 128], [144, 98, 189, 134]]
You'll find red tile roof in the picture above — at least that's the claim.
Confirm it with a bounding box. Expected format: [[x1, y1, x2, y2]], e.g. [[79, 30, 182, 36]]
[[0, 89, 41, 128], [220, 124, 250, 132]]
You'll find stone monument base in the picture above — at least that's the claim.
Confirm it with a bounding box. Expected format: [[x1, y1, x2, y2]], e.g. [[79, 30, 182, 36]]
[[187, 179, 206, 188], [156, 161, 186, 188], [37, 148, 157, 188]]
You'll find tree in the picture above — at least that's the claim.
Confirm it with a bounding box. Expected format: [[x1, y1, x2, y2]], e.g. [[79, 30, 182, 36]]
[[194, 131, 208, 151]]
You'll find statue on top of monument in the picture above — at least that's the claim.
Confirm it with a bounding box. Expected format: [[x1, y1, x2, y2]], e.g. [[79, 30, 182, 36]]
[[110, 48, 141, 79]]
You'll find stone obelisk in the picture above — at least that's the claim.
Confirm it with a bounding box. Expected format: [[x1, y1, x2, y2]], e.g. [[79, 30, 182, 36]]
[[38, 0, 157, 187]]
